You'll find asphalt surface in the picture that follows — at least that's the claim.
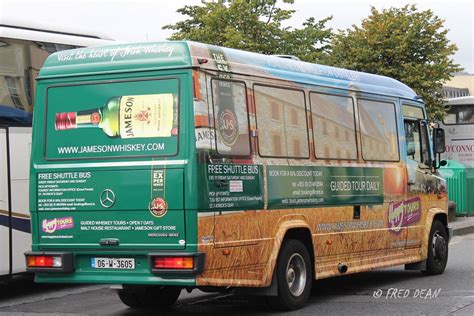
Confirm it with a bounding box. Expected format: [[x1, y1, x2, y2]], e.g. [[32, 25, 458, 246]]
[[1, 233, 473, 315]]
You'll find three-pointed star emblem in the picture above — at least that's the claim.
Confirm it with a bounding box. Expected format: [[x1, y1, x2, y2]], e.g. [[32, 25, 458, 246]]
[[100, 189, 116, 208]]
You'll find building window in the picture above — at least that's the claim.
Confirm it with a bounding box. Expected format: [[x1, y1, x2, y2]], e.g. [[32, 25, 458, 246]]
[[322, 120, 328, 136], [290, 108, 298, 125], [293, 139, 301, 157], [271, 102, 281, 121], [273, 134, 282, 156]]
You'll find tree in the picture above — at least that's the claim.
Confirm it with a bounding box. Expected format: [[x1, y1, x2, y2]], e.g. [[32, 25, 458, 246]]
[[328, 5, 462, 120], [163, 0, 333, 63]]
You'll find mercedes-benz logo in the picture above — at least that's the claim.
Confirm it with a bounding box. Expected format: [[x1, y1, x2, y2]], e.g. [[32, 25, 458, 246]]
[[100, 189, 116, 208]]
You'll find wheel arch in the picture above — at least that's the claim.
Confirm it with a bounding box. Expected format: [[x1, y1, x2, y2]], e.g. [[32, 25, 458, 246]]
[[262, 219, 315, 288], [421, 208, 448, 259]]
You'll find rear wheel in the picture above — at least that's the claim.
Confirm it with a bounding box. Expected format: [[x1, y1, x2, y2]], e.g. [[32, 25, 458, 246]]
[[422, 220, 448, 275], [117, 285, 181, 308], [267, 239, 313, 310]]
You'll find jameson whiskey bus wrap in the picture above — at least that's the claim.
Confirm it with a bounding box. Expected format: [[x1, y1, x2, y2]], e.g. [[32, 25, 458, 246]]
[[45, 78, 179, 159], [27, 41, 450, 311]]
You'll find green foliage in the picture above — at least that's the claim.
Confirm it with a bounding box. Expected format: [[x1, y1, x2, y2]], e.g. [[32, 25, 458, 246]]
[[163, 0, 333, 63], [328, 5, 462, 120], [165, 3, 461, 119]]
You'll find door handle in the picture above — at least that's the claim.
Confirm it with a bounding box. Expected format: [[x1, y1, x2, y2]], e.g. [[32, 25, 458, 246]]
[[99, 238, 120, 246]]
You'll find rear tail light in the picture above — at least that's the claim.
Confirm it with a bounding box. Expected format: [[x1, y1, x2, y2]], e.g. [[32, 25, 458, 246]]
[[26, 255, 62, 268], [153, 257, 194, 270]]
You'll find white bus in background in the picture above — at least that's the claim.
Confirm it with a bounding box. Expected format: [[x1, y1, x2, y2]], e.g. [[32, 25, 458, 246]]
[[441, 96, 474, 166], [0, 24, 113, 281]]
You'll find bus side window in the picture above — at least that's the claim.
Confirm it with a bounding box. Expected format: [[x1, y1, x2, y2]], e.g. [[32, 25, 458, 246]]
[[310, 92, 357, 160], [358, 99, 399, 162], [253, 85, 309, 158], [404, 120, 430, 167], [419, 121, 431, 166], [404, 120, 421, 161], [211, 79, 251, 156]]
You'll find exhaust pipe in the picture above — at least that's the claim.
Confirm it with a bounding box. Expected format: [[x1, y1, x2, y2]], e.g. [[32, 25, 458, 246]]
[[338, 263, 348, 273]]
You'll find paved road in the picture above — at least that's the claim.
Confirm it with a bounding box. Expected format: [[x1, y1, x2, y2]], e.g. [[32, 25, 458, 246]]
[[1, 234, 473, 315]]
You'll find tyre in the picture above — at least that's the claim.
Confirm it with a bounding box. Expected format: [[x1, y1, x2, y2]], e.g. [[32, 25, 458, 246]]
[[117, 285, 181, 308], [267, 239, 313, 310], [422, 220, 448, 275]]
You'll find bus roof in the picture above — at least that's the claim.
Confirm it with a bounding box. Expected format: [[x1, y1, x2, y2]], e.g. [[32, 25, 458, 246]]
[[0, 24, 114, 47], [446, 96, 474, 106], [38, 41, 418, 100], [0, 105, 32, 124]]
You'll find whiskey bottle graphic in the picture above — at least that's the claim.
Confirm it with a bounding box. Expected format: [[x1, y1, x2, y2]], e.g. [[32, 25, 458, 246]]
[[55, 94, 176, 138]]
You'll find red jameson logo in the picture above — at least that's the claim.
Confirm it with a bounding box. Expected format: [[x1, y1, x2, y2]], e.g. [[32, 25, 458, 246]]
[[134, 108, 152, 123], [149, 197, 168, 218], [218, 109, 239, 147]]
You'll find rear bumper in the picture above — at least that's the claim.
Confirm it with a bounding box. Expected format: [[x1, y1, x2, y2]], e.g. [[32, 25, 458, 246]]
[[25, 251, 206, 283]]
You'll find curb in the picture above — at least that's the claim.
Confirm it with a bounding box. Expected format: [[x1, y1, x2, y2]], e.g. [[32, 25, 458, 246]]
[[453, 225, 474, 237]]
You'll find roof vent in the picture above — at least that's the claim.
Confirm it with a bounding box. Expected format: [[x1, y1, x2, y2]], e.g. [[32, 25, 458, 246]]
[[272, 55, 301, 61]]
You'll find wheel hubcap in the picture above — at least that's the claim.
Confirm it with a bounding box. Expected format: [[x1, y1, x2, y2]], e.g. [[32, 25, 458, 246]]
[[286, 253, 307, 297], [432, 231, 447, 263]]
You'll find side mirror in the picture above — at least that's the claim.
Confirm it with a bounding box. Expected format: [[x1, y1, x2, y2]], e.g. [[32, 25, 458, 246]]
[[433, 128, 445, 154]]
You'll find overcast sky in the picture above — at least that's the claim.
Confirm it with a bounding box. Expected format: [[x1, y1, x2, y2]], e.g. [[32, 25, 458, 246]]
[[2, 0, 473, 73]]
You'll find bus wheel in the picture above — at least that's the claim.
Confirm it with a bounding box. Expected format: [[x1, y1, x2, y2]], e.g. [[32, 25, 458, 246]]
[[117, 285, 181, 308], [422, 220, 448, 275], [267, 239, 312, 310]]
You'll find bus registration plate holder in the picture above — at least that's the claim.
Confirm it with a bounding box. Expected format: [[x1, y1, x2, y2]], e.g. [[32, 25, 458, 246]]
[[91, 257, 135, 269]]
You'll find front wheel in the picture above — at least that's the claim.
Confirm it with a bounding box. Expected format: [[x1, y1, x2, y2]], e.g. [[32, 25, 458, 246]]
[[422, 220, 448, 275], [267, 239, 313, 310], [117, 285, 181, 308]]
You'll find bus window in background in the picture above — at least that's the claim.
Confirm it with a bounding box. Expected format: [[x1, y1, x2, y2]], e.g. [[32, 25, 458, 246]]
[[0, 39, 77, 113]]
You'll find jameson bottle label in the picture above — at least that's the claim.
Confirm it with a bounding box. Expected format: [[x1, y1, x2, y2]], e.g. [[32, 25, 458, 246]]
[[55, 93, 177, 139], [210, 48, 239, 148], [119, 94, 174, 138]]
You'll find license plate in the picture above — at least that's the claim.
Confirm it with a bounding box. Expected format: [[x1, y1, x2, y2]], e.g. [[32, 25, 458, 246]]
[[91, 257, 135, 269]]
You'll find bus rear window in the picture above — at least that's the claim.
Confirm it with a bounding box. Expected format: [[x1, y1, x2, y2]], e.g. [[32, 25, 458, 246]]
[[44, 78, 179, 160]]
